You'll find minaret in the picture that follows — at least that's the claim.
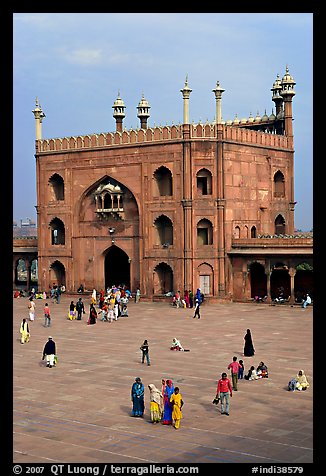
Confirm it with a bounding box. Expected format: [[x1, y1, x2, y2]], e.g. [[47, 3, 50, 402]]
[[137, 93, 150, 129], [180, 75, 192, 124], [32, 97, 45, 140], [212, 81, 225, 124], [280, 66, 296, 137], [271, 74, 283, 116], [112, 92, 126, 133]]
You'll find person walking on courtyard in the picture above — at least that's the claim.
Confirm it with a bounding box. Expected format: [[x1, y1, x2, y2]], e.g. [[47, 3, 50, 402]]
[[20, 318, 30, 344], [148, 383, 163, 423], [28, 297, 36, 321], [243, 328, 255, 356], [88, 303, 97, 325], [193, 296, 201, 318], [170, 386, 184, 429], [216, 372, 233, 415], [42, 336, 56, 368], [131, 377, 145, 417], [55, 285, 61, 304], [140, 339, 151, 365], [227, 356, 240, 391], [68, 300, 77, 320], [135, 288, 141, 303], [76, 297, 85, 320], [91, 289, 97, 305], [44, 302, 51, 327], [189, 290, 194, 308]]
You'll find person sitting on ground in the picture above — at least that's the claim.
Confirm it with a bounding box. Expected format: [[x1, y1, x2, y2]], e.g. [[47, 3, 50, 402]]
[[244, 365, 259, 380], [170, 337, 190, 352], [170, 337, 184, 351], [256, 361, 269, 378], [295, 370, 310, 391], [77, 284, 84, 293], [302, 293, 312, 309]]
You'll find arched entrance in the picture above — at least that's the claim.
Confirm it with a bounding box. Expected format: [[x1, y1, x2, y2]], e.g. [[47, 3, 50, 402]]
[[105, 245, 130, 290], [153, 263, 173, 294], [49, 260, 66, 287], [270, 263, 290, 300], [249, 262, 267, 299]]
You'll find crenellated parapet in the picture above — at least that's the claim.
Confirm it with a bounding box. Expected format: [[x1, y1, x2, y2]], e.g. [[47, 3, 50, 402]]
[[36, 122, 290, 153]]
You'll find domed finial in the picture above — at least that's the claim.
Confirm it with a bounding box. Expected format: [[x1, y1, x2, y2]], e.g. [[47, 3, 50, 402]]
[[137, 93, 150, 129], [112, 92, 126, 132]]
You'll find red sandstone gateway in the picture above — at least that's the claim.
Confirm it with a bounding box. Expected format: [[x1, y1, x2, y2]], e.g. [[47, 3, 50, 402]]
[[23, 69, 312, 302]]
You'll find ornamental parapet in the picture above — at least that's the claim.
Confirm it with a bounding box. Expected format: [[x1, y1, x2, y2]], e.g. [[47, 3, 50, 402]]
[[232, 236, 313, 248], [36, 123, 290, 153]]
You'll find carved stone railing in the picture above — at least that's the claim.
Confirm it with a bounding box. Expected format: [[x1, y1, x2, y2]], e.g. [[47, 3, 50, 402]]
[[36, 123, 290, 153]]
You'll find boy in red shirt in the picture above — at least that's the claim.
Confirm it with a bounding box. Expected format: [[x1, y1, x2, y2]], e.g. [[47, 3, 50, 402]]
[[227, 356, 240, 391], [216, 372, 233, 416], [44, 302, 51, 327]]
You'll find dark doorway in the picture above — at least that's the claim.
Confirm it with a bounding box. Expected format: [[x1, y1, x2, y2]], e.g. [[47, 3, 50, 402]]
[[153, 262, 173, 294], [105, 246, 130, 290], [249, 262, 267, 299], [270, 267, 290, 300]]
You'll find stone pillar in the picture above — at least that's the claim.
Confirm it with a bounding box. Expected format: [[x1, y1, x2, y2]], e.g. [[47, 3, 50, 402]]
[[289, 267, 296, 304], [181, 122, 193, 293], [25, 260, 31, 292], [216, 122, 226, 296], [266, 262, 272, 303], [32, 97, 45, 140], [180, 79, 193, 294]]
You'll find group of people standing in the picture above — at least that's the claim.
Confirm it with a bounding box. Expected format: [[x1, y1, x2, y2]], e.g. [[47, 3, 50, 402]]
[[86, 286, 131, 324], [131, 377, 184, 429], [172, 288, 203, 313]]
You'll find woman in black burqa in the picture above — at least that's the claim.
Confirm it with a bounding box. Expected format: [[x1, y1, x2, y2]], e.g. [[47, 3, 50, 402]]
[[243, 329, 255, 356]]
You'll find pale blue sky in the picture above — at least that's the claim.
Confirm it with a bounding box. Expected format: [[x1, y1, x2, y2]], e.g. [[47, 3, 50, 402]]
[[13, 12, 313, 230]]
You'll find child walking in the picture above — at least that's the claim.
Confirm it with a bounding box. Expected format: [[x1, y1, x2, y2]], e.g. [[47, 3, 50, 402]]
[[238, 359, 244, 379], [170, 387, 184, 429], [44, 302, 51, 327]]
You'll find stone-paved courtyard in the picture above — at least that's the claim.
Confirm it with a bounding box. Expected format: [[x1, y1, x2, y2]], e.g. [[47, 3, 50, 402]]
[[13, 295, 313, 464]]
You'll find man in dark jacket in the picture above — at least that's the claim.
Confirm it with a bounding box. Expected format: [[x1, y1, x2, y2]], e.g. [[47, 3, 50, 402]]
[[76, 297, 85, 320], [42, 336, 56, 368]]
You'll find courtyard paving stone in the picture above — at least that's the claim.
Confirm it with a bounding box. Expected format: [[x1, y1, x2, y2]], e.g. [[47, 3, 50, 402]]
[[13, 295, 313, 465]]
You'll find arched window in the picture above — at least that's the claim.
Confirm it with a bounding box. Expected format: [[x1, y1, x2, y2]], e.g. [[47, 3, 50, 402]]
[[196, 168, 212, 195], [274, 171, 285, 198], [197, 219, 213, 245], [49, 217, 65, 245], [251, 226, 257, 238], [153, 166, 173, 196], [274, 214, 286, 235], [234, 226, 240, 239], [48, 174, 64, 201], [154, 215, 173, 246]]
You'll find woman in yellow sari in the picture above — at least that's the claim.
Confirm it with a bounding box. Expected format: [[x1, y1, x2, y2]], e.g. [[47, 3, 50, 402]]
[[148, 384, 163, 423], [20, 318, 30, 344], [170, 387, 184, 429], [296, 370, 310, 391]]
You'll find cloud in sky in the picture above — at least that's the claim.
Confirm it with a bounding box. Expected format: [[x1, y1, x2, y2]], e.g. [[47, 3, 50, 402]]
[[13, 12, 313, 230]]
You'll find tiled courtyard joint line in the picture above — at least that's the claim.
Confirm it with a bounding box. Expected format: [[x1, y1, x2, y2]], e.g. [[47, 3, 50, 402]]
[[13, 297, 313, 463]]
